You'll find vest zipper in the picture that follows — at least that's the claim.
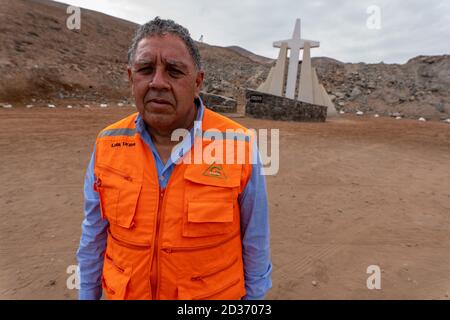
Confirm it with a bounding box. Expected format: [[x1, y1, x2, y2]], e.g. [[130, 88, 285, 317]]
[[151, 187, 165, 299], [107, 229, 151, 250]]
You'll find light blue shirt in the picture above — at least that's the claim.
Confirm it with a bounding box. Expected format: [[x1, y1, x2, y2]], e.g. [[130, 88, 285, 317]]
[[76, 98, 272, 300]]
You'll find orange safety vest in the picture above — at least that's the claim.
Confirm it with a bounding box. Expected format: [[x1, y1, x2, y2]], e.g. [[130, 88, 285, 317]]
[[93, 108, 254, 300]]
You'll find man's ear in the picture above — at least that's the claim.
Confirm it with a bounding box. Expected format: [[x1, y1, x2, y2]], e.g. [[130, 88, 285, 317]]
[[194, 70, 205, 98], [128, 67, 136, 101], [127, 67, 134, 87]]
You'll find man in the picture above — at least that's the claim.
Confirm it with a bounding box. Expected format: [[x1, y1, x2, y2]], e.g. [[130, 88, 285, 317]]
[[76, 17, 272, 300]]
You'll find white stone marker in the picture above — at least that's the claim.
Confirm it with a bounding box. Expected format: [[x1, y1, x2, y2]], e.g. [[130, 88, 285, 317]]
[[273, 19, 320, 99]]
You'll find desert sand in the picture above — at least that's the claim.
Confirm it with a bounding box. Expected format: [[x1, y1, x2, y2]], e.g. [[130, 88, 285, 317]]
[[0, 106, 449, 299]]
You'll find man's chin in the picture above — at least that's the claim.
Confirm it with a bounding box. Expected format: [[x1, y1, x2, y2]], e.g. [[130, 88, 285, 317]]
[[143, 112, 176, 133]]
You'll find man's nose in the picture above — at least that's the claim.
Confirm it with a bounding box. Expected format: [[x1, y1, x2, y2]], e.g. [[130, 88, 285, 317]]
[[149, 68, 170, 90]]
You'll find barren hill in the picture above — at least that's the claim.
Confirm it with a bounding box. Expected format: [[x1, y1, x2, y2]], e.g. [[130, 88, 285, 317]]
[[312, 55, 450, 119], [0, 0, 269, 107], [1, 0, 449, 119], [226, 45, 274, 65]]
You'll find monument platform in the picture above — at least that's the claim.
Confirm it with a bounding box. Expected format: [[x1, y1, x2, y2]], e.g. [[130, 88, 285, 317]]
[[245, 89, 327, 122]]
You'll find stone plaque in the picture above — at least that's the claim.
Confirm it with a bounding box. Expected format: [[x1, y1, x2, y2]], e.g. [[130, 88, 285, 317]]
[[250, 95, 264, 103]]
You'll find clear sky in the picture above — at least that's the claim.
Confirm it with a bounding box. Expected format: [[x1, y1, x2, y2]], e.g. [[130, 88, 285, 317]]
[[57, 0, 450, 64]]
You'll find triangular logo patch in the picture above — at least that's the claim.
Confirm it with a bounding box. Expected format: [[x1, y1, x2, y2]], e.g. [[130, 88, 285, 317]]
[[202, 162, 227, 179]]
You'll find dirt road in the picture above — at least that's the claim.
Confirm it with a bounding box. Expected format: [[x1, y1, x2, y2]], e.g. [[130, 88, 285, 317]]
[[1, 106, 449, 299]]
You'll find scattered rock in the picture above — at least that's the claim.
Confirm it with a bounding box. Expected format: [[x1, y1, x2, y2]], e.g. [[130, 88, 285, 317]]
[[374, 114, 380, 118], [26, 104, 33, 108], [444, 119, 450, 123], [395, 116, 402, 120], [339, 110, 345, 114], [335, 92, 345, 99], [356, 111, 364, 116], [47, 104, 56, 108], [312, 280, 318, 287], [46, 279, 57, 287], [117, 102, 124, 107], [350, 87, 362, 99], [367, 82, 376, 89], [84, 104, 90, 108], [66, 105, 73, 109], [2, 104, 13, 108], [418, 117, 426, 122], [100, 103, 108, 108]]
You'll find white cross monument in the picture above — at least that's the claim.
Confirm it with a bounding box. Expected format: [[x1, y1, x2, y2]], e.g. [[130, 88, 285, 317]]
[[273, 18, 320, 100], [257, 19, 337, 117]]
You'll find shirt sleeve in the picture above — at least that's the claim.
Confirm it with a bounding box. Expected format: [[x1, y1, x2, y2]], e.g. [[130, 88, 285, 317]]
[[239, 143, 273, 300], [76, 146, 109, 300]]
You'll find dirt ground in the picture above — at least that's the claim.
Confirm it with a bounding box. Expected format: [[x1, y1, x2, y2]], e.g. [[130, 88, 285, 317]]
[[1, 105, 450, 300]]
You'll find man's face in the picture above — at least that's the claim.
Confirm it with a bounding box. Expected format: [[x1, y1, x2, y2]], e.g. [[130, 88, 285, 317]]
[[128, 34, 204, 134]]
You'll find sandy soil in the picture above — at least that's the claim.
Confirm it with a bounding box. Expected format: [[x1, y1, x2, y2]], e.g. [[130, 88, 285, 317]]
[[1, 106, 450, 300]]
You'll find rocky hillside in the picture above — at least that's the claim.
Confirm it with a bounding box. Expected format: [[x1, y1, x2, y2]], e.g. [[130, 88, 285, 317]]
[[313, 55, 450, 119], [0, 0, 269, 108], [1, 0, 449, 119], [0, 0, 135, 103]]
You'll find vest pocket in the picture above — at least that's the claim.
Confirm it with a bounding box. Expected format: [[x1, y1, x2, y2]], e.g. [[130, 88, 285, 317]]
[[183, 164, 240, 238], [178, 278, 242, 300], [183, 199, 235, 237], [96, 164, 142, 229], [177, 257, 245, 300], [102, 254, 132, 300]]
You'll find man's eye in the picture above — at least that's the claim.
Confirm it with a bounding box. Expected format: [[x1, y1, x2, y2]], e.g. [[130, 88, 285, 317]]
[[138, 67, 153, 73], [169, 69, 183, 76]]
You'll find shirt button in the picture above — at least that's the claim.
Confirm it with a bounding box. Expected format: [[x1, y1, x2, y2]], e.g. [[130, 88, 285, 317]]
[[159, 176, 164, 181]]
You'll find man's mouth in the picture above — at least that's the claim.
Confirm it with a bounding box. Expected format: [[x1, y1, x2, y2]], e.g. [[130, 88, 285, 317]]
[[148, 98, 172, 105]]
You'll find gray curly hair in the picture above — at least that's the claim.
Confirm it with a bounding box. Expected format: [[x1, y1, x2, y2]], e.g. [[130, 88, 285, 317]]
[[127, 17, 202, 70]]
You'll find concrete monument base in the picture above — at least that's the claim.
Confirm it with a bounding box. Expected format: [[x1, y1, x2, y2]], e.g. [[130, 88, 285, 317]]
[[245, 89, 327, 122]]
